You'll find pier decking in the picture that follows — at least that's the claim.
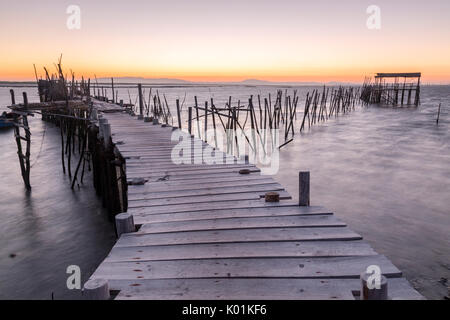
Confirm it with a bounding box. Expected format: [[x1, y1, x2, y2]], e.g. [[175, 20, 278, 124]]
[[87, 101, 423, 300]]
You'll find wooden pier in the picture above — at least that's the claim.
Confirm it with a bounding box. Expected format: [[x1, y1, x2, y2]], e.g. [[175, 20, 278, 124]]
[[85, 100, 423, 300]]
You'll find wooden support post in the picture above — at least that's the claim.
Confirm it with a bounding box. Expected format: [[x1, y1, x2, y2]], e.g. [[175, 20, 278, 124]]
[[111, 78, 115, 103], [194, 96, 201, 138], [90, 109, 98, 121], [188, 106, 192, 135], [98, 118, 107, 138], [115, 213, 135, 237], [360, 272, 388, 300], [299, 171, 310, 206], [83, 279, 110, 300], [102, 123, 111, 149], [138, 84, 144, 116], [10, 89, 15, 104], [176, 99, 182, 129]]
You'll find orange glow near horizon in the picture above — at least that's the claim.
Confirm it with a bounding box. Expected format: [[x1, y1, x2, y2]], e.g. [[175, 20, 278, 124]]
[[1, 1, 450, 83]]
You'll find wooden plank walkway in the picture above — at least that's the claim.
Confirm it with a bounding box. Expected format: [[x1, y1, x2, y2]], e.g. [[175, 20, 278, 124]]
[[87, 104, 423, 300]]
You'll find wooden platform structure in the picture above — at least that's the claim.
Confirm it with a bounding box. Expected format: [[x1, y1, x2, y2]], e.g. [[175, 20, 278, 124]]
[[361, 72, 421, 106], [86, 100, 423, 300]]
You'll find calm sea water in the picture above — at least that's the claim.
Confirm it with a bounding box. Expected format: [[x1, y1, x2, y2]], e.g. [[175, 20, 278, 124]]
[[0, 84, 448, 299], [0, 88, 116, 299]]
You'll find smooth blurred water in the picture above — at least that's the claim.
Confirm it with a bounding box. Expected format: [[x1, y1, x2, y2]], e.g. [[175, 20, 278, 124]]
[[0, 87, 116, 299], [0, 84, 448, 299]]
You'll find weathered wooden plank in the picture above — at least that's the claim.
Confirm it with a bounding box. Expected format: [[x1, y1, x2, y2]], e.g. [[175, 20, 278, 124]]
[[131, 205, 332, 224], [138, 215, 345, 234], [128, 183, 285, 200], [128, 175, 275, 193], [126, 199, 296, 215], [127, 172, 264, 183], [116, 227, 362, 247], [127, 165, 258, 175], [91, 255, 401, 280], [128, 191, 291, 208], [104, 240, 376, 262], [127, 168, 259, 180], [126, 163, 253, 171], [105, 278, 423, 300], [128, 180, 281, 194]]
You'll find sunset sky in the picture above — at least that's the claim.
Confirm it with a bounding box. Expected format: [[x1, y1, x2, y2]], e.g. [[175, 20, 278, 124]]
[[1, 0, 449, 83]]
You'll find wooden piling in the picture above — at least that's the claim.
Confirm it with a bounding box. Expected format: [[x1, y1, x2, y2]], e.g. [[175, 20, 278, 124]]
[[138, 84, 144, 116], [176, 99, 182, 129], [436, 103, 441, 124], [111, 78, 115, 103], [115, 213, 135, 237], [360, 272, 388, 300], [299, 171, 310, 206], [188, 106, 192, 135], [83, 279, 110, 300]]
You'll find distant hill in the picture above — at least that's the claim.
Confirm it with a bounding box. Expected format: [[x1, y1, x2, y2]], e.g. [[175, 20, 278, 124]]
[[96, 77, 190, 84], [238, 79, 324, 86]]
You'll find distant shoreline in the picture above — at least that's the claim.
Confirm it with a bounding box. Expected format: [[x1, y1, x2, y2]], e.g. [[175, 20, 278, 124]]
[[1, 80, 448, 88]]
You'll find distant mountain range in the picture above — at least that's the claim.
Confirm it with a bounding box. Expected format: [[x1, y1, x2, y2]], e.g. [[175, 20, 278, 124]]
[[95, 77, 357, 86], [96, 77, 190, 84], [1, 78, 448, 86]]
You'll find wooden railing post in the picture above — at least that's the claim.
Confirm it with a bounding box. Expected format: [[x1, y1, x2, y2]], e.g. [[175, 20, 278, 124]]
[[299, 171, 310, 206]]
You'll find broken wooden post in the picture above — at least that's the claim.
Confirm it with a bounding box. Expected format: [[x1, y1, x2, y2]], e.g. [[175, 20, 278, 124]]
[[83, 278, 110, 300], [115, 213, 135, 237], [265, 192, 280, 202], [360, 272, 388, 300], [299, 171, 310, 206]]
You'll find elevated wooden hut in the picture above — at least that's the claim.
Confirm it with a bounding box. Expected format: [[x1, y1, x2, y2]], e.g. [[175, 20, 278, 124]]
[[361, 72, 421, 106]]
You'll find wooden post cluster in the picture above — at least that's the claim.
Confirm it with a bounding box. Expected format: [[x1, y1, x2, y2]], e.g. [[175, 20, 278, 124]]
[[89, 119, 127, 219]]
